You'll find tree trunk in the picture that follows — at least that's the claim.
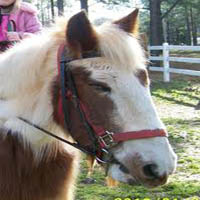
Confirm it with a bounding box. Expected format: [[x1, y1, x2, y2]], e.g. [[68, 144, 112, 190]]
[[80, 0, 88, 13], [149, 0, 163, 67], [175, 28, 181, 45], [185, 6, 191, 45], [167, 20, 170, 43], [57, 0, 64, 16], [47, 2, 50, 24], [40, 0, 45, 25], [149, 0, 163, 46], [190, 7, 197, 46], [50, 0, 55, 21], [162, 18, 167, 42]]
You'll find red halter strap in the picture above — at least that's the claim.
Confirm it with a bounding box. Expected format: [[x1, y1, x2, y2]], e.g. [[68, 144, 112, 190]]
[[55, 44, 65, 125], [56, 44, 168, 160], [79, 100, 167, 149]]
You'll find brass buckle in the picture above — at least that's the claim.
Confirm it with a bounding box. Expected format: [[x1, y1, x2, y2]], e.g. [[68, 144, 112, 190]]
[[99, 131, 117, 148]]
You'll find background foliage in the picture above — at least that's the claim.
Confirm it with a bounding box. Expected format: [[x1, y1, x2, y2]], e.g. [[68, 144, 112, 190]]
[[23, 0, 200, 45]]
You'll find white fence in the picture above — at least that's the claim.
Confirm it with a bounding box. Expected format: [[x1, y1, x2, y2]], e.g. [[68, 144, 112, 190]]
[[148, 43, 200, 82]]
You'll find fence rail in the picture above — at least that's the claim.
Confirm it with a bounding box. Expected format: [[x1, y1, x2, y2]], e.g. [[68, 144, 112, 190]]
[[148, 43, 200, 82]]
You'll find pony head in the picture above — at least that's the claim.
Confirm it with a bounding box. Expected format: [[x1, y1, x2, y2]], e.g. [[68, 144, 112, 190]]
[[53, 10, 177, 187]]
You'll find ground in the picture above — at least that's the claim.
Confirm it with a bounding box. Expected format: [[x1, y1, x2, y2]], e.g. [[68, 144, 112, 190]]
[[76, 72, 200, 200]]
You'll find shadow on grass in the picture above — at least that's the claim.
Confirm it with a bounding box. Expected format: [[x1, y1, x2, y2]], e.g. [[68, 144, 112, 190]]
[[180, 92, 200, 101], [151, 80, 200, 108], [153, 93, 196, 108], [150, 79, 190, 91]]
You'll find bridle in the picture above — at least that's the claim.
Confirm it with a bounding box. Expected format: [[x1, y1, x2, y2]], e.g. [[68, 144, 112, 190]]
[[19, 44, 167, 164]]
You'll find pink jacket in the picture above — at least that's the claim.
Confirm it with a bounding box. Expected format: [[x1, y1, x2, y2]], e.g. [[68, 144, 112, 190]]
[[0, 2, 42, 40]]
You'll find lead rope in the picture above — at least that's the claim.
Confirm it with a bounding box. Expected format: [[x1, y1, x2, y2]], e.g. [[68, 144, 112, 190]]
[[18, 117, 129, 175], [18, 116, 130, 176], [18, 117, 110, 164], [18, 117, 95, 156]]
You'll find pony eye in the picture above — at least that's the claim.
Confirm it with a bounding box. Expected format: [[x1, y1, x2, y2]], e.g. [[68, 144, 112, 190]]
[[89, 83, 111, 93]]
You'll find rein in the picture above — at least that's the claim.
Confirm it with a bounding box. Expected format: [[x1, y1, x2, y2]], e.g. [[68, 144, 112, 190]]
[[18, 44, 168, 164], [18, 117, 95, 156]]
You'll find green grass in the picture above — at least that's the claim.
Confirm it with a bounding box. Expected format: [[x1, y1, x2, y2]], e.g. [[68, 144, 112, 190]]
[[75, 79, 200, 200]]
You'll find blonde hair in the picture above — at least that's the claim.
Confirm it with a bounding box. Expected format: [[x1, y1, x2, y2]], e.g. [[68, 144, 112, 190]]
[[11, 0, 21, 12]]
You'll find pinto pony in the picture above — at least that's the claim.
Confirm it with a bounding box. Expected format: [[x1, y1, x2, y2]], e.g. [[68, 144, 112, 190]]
[[0, 10, 177, 200]]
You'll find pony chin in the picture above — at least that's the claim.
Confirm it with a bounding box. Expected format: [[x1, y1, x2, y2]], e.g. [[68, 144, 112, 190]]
[[106, 137, 177, 188], [107, 164, 138, 185]]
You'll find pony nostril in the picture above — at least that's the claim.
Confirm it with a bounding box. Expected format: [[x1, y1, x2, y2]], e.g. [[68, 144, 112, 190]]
[[143, 164, 159, 179]]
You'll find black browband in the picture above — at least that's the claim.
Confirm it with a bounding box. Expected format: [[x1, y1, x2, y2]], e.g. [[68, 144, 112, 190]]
[[59, 47, 114, 163]]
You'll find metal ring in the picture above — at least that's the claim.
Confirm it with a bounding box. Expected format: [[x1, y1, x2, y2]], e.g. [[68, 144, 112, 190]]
[[95, 148, 110, 164]]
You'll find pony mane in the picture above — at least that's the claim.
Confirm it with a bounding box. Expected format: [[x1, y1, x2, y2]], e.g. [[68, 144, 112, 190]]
[[51, 17, 147, 74], [46, 17, 147, 73]]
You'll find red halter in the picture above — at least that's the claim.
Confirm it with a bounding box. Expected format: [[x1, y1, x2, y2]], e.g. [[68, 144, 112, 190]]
[[56, 44, 167, 162]]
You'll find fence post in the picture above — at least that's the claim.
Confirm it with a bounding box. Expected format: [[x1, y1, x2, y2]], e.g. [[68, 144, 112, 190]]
[[163, 43, 170, 82]]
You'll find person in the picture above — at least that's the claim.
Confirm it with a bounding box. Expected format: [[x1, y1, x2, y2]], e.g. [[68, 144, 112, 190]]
[[0, 0, 42, 51]]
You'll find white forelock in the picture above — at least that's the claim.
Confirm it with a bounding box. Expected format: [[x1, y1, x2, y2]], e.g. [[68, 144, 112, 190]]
[[97, 23, 146, 72]]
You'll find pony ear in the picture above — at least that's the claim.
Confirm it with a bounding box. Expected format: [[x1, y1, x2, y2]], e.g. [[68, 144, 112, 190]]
[[66, 10, 98, 53], [113, 9, 139, 35]]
